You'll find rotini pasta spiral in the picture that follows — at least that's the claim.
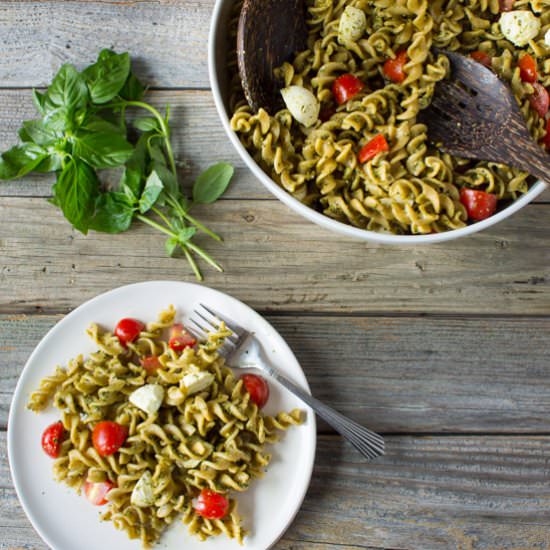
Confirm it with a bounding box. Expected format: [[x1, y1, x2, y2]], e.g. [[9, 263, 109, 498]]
[[229, 0, 549, 234], [28, 306, 303, 547]]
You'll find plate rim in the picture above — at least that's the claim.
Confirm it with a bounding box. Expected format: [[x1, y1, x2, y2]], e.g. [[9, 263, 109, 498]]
[[7, 280, 317, 550]]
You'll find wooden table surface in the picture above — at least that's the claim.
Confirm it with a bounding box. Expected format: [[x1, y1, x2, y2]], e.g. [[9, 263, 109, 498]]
[[1, 2, 549, 549]]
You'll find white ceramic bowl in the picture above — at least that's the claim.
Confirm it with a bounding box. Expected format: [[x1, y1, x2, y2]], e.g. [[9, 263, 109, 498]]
[[208, 0, 547, 244]]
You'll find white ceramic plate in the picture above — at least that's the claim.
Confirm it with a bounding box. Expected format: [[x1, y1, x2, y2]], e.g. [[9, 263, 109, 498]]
[[8, 281, 316, 550]]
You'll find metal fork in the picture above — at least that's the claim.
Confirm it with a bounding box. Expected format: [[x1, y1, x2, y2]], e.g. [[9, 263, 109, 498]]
[[189, 304, 385, 460]]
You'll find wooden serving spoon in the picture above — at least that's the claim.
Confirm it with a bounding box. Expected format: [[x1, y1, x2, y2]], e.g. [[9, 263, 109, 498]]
[[237, 0, 307, 113], [417, 50, 549, 181]]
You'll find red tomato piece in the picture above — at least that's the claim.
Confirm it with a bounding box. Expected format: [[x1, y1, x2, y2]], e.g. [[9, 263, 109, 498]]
[[114, 318, 144, 346], [358, 134, 389, 164], [140, 355, 162, 375], [41, 421, 65, 458], [518, 54, 537, 84], [499, 0, 514, 11], [383, 50, 408, 83], [470, 51, 492, 68], [543, 119, 550, 151], [92, 421, 128, 456], [168, 323, 197, 352], [84, 480, 115, 506], [460, 188, 498, 222], [194, 489, 229, 519], [241, 374, 270, 408], [529, 83, 549, 118], [332, 74, 365, 105]]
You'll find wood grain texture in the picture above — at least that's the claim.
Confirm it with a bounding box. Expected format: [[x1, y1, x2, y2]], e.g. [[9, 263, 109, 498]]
[[3, 432, 550, 549], [0, 89, 548, 203], [0, 1, 211, 89], [1, 314, 548, 433], [1, 197, 548, 316]]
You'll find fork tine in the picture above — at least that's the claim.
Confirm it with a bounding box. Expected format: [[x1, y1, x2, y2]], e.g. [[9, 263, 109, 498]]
[[189, 318, 209, 337], [199, 303, 244, 336]]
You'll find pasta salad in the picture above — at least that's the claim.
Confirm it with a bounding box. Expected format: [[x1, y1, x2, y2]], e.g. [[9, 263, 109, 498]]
[[29, 306, 302, 547], [229, 0, 549, 234]]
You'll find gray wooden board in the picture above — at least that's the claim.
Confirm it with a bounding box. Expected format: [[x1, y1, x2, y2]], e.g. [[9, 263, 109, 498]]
[[1, 197, 549, 316], [0, 89, 548, 203], [1, 314, 549, 433], [2, 431, 550, 549]]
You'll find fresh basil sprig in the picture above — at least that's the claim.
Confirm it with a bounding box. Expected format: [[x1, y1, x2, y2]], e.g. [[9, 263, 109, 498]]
[[0, 49, 234, 280]]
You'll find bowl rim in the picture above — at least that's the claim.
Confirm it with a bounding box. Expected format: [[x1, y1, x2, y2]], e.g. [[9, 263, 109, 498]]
[[207, 0, 547, 245]]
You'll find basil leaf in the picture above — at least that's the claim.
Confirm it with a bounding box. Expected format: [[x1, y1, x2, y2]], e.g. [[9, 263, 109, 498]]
[[19, 120, 60, 145], [120, 168, 142, 200], [74, 132, 133, 168], [177, 226, 196, 243], [120, 72, 145, 101], [52, 160, 98, 233], [44, 64, 88, 112], [35, 153, 63, 173], [165, 236, 179, 257], [89, 191, 135, 233], [154, 162, 179, 197], [84, 50, 131, 104], [0, 143, 49, 179], [32, 89, 47, 115], [139, 170, 164, 213], [81, 116, 125, 135], [132, 117, 160, 132], [193, 162, 234, 204], [149, 141, 167, 166]]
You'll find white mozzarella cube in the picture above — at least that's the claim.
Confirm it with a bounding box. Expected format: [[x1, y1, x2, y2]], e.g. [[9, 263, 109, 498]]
[[182, 371, 214, 395], [499, 11, 541, 47], [129, 384, 164, 415], [338, 6, 367, 43], [131, 471, 155, 507], [280, 86, 320, 127]]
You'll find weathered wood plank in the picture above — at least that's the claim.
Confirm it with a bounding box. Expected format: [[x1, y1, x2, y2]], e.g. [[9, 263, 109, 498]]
[[0, 197, 549, 316], [3, 432, 550, 549], [0, 89, 270, 200], [0, 89, 548, 204], [0, 1, 212, 89], [1, 314, 548, 433]]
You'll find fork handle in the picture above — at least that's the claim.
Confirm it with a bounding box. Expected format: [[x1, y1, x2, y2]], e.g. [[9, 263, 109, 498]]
[[258, 360, 385, 460]]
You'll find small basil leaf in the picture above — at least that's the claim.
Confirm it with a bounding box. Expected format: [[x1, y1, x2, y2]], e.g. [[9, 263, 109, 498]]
[[83, 50, 131, 104], [0, 143, 49, 179], [149, 140, 167, 166], [89, 191, 135, 233], [35, 153, 63, 173], [177, 226, 197, 243], [44, 64, 88, 112], [139, 170, 164, 213], [154, 162, 179, 197], [132, 117, 160, 132], [74, 132, 133, 169], [43, 107, 73, 133], [120, 168, 142, 200], [32, 89, 47, 115], [52, 159, 98, 233], [127, 132, 150, 175], [165, 236, 179, 257], [120, 72, 146, 101], [193, 162, 234, 204], [19, 120, 60, 145]]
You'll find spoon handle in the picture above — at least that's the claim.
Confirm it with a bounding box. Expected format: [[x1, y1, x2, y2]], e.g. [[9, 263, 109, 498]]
[[512, 135, 550, 182]]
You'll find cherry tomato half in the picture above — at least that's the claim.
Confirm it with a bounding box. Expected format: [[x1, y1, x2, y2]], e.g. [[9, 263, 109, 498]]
[[92, 421, 128, 456], [470, 51, 492, 68], [499, 0, 514, 11], [84, 480, 115, 506], [114, 318, 144, 346], [358, 134, 389, 164], [41, 421, 65, 458], [518, 54, 537, 84], [459, 188, 498, 222], [529, 83, 549, 118], [168, 323, 197, 352], [332, 74, 365, 105], [241, 374, 270, 408], [194, 489, 229, 519], [383, 50, 408, 83], [140, 355, 162, 375]]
